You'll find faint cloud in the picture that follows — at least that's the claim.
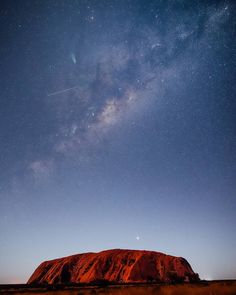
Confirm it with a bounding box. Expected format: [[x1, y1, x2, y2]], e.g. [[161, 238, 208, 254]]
[[28, 160, 54, 179]]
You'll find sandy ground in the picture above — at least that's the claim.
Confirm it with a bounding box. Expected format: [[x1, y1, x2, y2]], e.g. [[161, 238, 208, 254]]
[[1, 281, 236, 294]]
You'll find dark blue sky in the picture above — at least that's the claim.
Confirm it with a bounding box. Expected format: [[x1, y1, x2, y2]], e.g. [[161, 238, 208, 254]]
[[0, 0, 235, 283]]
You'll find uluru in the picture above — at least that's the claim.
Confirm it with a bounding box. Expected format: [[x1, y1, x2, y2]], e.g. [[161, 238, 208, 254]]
[[28, 249, 199, 285]]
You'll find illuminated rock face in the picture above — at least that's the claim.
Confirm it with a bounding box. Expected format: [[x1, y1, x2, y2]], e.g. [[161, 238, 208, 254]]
[[28, 249, 199, 284]]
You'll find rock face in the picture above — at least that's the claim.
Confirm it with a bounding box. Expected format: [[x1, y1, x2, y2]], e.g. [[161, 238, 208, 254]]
[[28, 249, 199, 284]]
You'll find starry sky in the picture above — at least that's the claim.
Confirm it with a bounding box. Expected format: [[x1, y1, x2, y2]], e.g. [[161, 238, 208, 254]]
[[0, 0, 236, 284]]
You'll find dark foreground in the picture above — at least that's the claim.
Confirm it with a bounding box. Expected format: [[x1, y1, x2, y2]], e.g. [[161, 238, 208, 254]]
[[1, 281, 236, 295]]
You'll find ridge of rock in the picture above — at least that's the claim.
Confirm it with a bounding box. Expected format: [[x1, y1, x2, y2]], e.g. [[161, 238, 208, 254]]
[[28, 249, 199, 284]]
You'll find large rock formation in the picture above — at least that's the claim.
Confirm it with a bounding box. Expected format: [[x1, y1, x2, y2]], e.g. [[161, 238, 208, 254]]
[[28, 249, 199, 284]]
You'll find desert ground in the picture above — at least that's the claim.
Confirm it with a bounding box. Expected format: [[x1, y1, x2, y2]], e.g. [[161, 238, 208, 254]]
[[0, 281, 236, 295]]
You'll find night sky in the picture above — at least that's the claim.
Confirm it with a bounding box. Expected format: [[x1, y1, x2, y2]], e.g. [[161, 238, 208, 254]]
[[0, 0, 236, 284]]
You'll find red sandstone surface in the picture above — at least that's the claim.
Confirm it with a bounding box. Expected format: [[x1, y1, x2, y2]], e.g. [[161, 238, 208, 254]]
[[28, 249, 199, 284]]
